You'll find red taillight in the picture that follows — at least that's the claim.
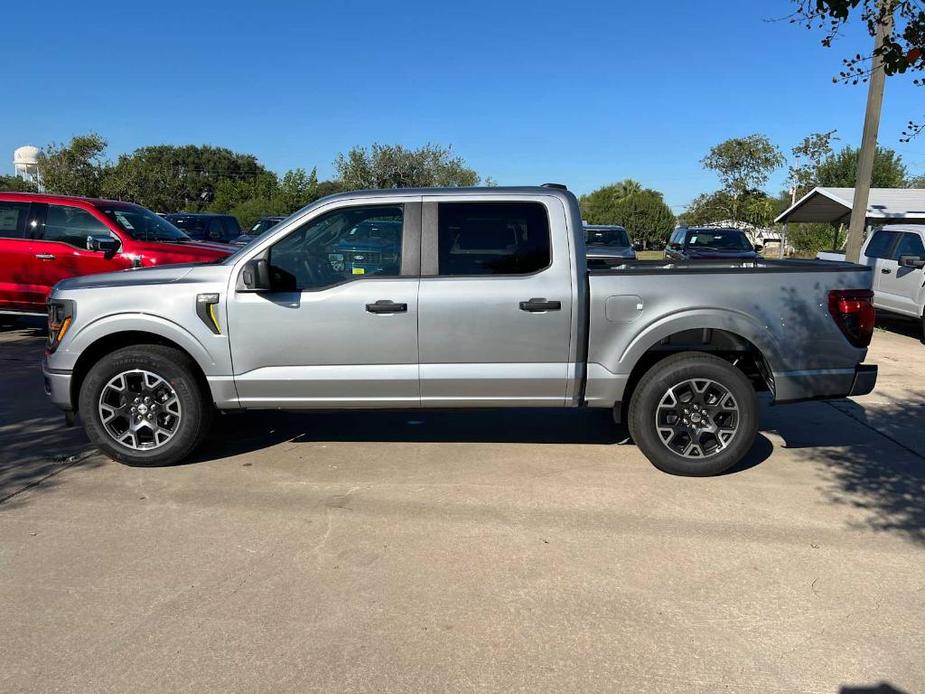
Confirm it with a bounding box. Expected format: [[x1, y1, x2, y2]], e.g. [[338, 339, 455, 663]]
[[827, 289, 875, 348]]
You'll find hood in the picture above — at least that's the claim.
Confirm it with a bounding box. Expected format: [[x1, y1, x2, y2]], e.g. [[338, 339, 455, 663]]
[[131, 239, 232, 261], [55, 263, 200, 292], [586, 244, 636, 259]]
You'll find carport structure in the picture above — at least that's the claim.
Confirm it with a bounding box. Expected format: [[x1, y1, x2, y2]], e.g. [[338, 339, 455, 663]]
[[775, 187, 925, 226]]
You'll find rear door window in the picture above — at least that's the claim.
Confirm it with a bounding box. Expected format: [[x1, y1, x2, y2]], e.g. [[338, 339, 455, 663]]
[[0, 201, 31, 238], [892, 232, 925, 260], [865, 230, 899, 259], [42, 205, 110, 248], [436, 202, 551, 276]]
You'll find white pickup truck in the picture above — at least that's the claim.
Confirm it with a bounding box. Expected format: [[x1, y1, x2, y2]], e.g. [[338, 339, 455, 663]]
[[818, 224, 925, 338]]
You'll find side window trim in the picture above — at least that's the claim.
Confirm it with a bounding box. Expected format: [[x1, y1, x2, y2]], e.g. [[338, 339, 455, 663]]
[[264, 202, 417, 292], [422, 200, 553, 278], [868, 230, 900, 260], [29, 203, 48, 240], [892, 232, 925, 260]]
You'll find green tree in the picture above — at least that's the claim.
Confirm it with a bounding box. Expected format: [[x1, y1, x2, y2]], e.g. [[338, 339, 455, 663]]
[[814, 145, 908, 187], [679, 190, 777, 228], [792, 0, 925, 140], [38, 133, 109, 197], [102, 145, 273, 212], [580, 182, 675, 247], [335, 143, 480, 189], [701, 134, 785, 223], [0, 174, 38, 193], [788, 130, 839, 198]]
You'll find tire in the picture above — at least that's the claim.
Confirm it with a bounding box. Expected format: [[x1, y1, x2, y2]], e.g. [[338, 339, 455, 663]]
[[78, 345, 213, 466], [627, 352, 758, 477]]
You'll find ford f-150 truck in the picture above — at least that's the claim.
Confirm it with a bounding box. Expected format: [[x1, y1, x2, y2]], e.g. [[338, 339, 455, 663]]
[[817, 224, 925, 339], [43, 185, 878, 476]]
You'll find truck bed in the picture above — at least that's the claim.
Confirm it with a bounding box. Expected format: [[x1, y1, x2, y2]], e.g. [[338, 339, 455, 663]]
[[582, 257, 874, 407]]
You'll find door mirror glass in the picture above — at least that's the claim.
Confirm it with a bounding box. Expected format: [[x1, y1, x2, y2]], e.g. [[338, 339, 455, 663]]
[[241, 257, 272, 291], [86, 233, 121, 256], [899, 255, 925, 269]]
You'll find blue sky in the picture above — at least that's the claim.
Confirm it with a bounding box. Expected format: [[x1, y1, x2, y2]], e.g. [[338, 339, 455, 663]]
[[2, 0, 923, 211]]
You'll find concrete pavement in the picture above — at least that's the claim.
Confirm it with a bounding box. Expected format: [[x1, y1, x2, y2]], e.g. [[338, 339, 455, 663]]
[[1, 315, 923, 693]]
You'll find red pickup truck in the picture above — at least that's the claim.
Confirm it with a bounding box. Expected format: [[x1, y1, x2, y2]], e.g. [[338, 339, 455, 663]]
[[0, 192, 232, 314]]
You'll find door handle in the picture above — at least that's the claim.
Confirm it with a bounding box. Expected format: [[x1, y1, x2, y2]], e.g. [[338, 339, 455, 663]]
[[519, 298, 562, 312], [881, 268, 892, 274], [34, 253, 56, 261], [366, 300, 408, 314]]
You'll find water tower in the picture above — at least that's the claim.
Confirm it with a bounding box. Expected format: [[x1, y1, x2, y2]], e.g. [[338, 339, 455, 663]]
[[13, 145, 40, 187]]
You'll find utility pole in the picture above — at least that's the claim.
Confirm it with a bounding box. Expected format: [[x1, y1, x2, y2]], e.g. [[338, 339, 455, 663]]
[[845, 0, 893, 263]]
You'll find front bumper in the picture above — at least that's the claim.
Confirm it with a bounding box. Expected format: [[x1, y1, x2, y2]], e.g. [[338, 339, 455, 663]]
[[773, 363, 878, 404], [42, 354, 73, 412]]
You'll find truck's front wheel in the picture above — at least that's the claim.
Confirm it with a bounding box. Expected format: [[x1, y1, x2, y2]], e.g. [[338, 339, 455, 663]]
[[78, 345, 212, 466], [627, 353, 758, 476]]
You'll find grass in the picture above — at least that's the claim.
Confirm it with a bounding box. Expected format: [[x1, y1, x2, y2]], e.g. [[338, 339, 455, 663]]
[[635, 250, 664, 260]]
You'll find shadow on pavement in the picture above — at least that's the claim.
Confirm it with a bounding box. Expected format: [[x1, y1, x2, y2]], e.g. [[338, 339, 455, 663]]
[[875, 312, 923, 343], [0, 317, 101, 509], [765, 392, 925, 545], [840, 683, 908, 694], [195, 407, 774, 475]]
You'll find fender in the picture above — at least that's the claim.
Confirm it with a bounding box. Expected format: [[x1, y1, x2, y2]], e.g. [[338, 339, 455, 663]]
[[616, 307, 784, 375], [58, 311, 230, 377]]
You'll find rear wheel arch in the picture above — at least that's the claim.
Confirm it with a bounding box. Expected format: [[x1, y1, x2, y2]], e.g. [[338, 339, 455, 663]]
[[616, 328, 772, 424]]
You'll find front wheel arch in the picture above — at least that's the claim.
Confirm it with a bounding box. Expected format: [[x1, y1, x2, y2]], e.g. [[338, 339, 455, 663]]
[[70, 331, 211, 414]]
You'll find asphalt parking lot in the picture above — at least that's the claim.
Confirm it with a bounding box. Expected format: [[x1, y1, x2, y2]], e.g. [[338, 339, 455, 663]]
[[1, 315, 923, 693]]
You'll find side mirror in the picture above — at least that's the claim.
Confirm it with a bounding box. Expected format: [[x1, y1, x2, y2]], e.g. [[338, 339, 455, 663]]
[[669, 242, 681, 251], [240, 257, 272, 291], [86, 234, 121, 257], [754, 244, 764, 252], [900, 255, 925, 269]]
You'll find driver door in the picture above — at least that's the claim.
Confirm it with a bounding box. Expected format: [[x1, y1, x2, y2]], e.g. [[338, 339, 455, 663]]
[[227, 199, 421, 408]]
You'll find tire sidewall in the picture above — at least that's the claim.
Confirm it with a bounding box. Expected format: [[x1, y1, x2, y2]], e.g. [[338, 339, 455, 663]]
[[629, 354, 759, 477], [78, 346, 208, 466]]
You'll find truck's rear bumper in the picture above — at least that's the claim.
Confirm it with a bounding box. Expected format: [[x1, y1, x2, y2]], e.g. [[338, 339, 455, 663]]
[[773, 364, 877, 404]]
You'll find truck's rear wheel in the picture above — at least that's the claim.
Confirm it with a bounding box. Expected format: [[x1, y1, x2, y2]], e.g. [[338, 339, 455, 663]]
[[78, 345, 212, 466], [627, 352, 758, 476]]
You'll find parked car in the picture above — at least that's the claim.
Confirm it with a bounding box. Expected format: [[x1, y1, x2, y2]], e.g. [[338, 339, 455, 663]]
[[817, 224, 925, 338], [162, 213, 242, 244], [666, 227, 760, 261], [231, 216, 286, 246], [584, 224, 636, 260], [43, 185, 876, 476], [0, 193, 232, 314]]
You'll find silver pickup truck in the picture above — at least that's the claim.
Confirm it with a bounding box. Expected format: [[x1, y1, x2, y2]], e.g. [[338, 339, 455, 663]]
[[43, 185, 877, 476]]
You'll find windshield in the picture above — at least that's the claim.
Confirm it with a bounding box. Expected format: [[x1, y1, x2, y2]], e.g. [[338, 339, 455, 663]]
[[248, 218, 282, 236], [685, 230, 752, 251], [100, 205, 191, 242], [586, 228, 630, 247], [168, 217, 207, 233]]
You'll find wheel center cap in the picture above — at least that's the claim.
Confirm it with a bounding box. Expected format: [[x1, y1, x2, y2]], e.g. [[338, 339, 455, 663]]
[[137, 404, 149, 415], [690, 412, 702, 424]]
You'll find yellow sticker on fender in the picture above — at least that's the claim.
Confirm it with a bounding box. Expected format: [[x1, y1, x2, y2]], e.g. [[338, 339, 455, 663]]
[[352, 267, 365, 275]]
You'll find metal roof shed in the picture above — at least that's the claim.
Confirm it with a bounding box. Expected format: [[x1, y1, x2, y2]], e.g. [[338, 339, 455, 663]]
[[775, 187, 925, 225]]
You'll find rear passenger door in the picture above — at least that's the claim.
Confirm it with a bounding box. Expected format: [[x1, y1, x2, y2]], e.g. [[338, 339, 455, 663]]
[[878, 231, 925, 317], [0, 200, 44, 312], [417, 196, 575, 407]]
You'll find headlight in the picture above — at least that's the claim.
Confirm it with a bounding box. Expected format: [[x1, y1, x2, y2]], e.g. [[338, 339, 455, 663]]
[[47, 299, 75, 353]]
